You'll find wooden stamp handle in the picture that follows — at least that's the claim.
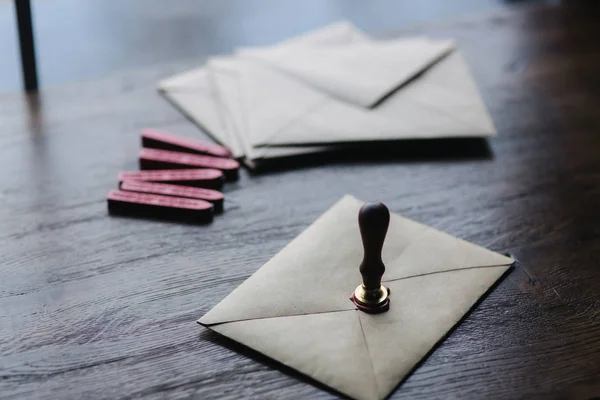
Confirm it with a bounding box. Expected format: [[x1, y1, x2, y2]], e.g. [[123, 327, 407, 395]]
[[358, 202, 390, 291]]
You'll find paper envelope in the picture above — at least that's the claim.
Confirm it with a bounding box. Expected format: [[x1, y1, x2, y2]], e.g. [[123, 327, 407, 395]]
[[159, 22, 496, 166], [219, 40, 495, 149], [238, 37, 455, 108], [199, 195, 514, 400]]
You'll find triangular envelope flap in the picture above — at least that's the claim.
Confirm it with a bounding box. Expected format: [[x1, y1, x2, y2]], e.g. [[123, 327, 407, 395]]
[[211, 311, 378, 400], [239, 37, 456, 108], [259, 50, 496, 147], [360, 265, 510, 400], [382, 50, 496, 135], [383, 224, 514, 282], [262, 91, 482, 146], [199, 195, 424, 325]]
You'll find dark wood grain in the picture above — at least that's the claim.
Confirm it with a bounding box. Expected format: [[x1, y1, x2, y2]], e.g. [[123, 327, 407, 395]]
[[1, 2, 600, 399]]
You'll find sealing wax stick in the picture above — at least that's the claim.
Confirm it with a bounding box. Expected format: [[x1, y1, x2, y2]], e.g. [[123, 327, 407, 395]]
[[141, 128, 232, 158], [120, 180, 224, 213], [117, 169, 224, 189], [107, 190, 214, 223], [139, 148, 239, 181]]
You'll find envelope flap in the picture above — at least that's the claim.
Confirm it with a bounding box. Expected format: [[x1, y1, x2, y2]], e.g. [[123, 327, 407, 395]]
[[199, 195, 366, 325], [211, 310, 378, 400], [383, 224, 514, 282], [199, 195, 512, 326], [361, 265, 510, 399], [252, 50, 496, 148], [199, 195, 425, 325], [239, 37, 456, 108]]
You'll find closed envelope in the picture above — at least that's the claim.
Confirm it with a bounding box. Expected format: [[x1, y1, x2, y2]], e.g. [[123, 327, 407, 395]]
[[218, 39, 495, 149], [238, 37, 455, 108], [199, 195, 514, 400], [159, 22, 496, 166]]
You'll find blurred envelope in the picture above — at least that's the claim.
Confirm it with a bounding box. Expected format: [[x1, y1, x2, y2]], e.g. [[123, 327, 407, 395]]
[[226, 38, 495, 148], [158, 21, 497, 166], [239, 37, 454, 108], [199, 195, 514, 400]]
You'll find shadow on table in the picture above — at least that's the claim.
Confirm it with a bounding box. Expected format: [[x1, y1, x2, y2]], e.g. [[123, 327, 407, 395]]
[[197, 263, 515, 400], [107, 210, 214, 226], [199, 328, 352, 399], [248, 137, 493, 175]]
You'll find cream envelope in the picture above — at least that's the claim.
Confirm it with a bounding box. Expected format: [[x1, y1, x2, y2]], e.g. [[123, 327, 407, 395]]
[[159, 21, 496, 165], [221, 42, 495, 149], [238, 37, 455, 108], [199, 195, 514, 400]]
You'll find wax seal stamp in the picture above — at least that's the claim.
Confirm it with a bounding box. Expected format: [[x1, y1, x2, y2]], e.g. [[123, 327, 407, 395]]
[[351, 201, 391, 314]]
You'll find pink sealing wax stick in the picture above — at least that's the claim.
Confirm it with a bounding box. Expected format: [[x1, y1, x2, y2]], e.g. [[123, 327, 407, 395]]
[[107, 190, 214, 223], [120, 180, 225, 213], [141, 128, 232, 158], [139, 148, 240, 181], [117, 169, 224, 189]]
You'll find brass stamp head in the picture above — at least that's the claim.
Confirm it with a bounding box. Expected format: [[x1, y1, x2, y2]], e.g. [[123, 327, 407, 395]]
[[350, 201, 390, 314]]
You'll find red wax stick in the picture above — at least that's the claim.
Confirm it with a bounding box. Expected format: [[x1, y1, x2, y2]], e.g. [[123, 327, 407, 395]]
[[107, 190, 214, 223], [120, 180, 225, 213], [139, 148, 240, 181], [141, 129, 232, 158], [117, 169, 224, 189]]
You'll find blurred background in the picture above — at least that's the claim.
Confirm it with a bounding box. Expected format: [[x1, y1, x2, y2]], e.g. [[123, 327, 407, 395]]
[[0, 0, 559, 94]]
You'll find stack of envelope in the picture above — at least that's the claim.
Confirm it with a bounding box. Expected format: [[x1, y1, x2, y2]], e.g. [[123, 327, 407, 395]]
[[158, 22, 496, 169]]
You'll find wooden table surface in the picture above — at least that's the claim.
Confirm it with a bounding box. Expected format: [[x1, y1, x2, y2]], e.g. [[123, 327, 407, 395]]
[[1, 3, 599, 399]]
